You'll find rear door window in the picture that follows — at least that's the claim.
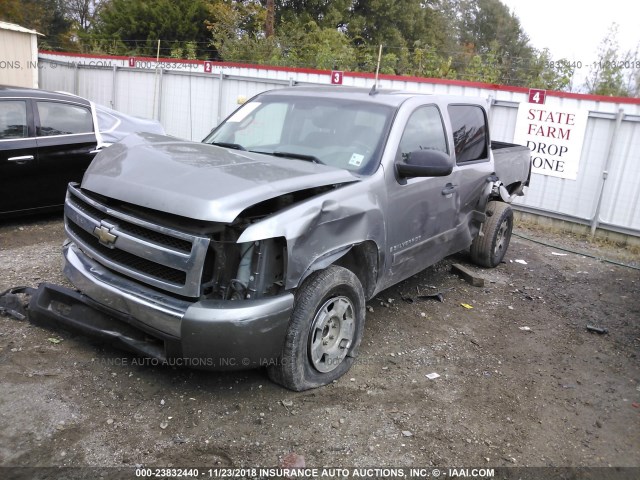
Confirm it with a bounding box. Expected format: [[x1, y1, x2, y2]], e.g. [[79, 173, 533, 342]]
[[36, 101, 94, 136], [447, 105, 488, 163]]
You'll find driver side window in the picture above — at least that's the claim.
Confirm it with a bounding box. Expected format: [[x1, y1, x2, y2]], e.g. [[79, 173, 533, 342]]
[[399, 106, 448, 161]]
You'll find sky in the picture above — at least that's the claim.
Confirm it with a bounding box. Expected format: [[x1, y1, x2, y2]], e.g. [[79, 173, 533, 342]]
[[499, 0, 640, 89]]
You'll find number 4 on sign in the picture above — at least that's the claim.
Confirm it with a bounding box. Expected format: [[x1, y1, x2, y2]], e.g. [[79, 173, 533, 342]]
[[528, 88, 546, 104]]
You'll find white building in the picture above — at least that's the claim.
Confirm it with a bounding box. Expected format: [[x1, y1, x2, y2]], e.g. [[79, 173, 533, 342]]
[[0, 21, 42, 88]]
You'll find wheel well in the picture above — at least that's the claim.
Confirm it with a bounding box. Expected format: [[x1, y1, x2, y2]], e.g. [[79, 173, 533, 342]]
[[505, 182, 523, 194], [334, 241, 379, 300]]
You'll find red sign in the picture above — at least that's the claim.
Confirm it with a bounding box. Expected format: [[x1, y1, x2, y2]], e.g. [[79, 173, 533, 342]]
[[128, 57, 135, 68], [204, 61, 212, 73], [528, 88, 547, 105], [331, 70, 343, 85]]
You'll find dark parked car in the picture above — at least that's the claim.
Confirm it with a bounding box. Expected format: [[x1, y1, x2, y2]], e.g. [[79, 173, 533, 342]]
[[0, 85, 164, 217]]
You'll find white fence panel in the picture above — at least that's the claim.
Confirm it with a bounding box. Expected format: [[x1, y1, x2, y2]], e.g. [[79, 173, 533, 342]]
[[159, 73, 219, 141], [76, 67, 114, 108], [38, 62, 76, 93], [598, 118, 640, 230], [489, 104, 520, 142], [113, 70, 157, 120]]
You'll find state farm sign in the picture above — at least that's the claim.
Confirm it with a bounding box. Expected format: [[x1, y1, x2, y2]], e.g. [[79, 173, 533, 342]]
[[513, 104, 589, 180]]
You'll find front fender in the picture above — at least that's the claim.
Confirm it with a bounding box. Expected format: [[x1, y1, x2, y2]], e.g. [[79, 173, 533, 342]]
[[237, 181, 386, 291], [298, 245, 352, 285]]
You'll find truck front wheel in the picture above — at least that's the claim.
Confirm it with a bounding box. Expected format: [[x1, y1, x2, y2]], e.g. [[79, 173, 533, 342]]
[[267, 265, 365, 391], [470, 201, 513, 268]]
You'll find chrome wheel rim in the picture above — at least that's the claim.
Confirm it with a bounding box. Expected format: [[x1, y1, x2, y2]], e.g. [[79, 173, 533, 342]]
[[494, 218, 510, 256], [308, 296, 355, 373]]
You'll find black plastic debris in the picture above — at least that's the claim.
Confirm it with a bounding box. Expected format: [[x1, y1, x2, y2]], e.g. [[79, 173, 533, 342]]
[[400, 293, 414, 303], [586, 325, 609, 334], [418, 293, 444, 303], [0, 286, 36, 321], [400, 291, 446, 303]]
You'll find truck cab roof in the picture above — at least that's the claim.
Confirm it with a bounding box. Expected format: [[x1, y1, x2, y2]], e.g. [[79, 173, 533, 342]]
[[259, 86, 488, 109]]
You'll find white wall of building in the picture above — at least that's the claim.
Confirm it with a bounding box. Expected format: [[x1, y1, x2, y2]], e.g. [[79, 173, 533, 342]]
[[0, 22, 41, 88]]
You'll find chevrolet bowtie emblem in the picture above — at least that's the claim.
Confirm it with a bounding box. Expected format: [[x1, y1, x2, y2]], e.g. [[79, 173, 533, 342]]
[[93, 223, 118, 246]]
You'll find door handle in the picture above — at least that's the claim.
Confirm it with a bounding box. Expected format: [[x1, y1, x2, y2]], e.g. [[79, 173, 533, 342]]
[[7, 155, 35, 163], [441, 183, 457, 195]]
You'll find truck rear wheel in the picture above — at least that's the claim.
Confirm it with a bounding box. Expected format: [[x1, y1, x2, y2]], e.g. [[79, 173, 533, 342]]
[[470, 201, 513, 268], [267, 265, 365, 391]]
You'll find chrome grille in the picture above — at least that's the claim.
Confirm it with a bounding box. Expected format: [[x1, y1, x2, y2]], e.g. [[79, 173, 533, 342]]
[[64, 184, 210, 298]]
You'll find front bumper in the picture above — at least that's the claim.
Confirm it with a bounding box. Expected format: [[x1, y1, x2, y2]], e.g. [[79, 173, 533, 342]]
[[28, 243, 294, 369]]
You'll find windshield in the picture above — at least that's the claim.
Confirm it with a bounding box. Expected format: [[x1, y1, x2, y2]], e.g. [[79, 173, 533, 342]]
[[203, 94, 394, 174]]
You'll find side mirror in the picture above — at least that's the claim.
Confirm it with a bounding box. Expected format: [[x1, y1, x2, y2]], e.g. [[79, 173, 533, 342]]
[[396, 149, 453, 178]]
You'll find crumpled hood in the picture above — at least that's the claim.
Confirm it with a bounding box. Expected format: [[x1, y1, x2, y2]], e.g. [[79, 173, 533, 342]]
[[81, 133, 358, 223]]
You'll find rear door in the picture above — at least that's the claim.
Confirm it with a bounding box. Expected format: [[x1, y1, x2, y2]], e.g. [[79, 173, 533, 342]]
[[447, 104, 494, 245], [0, 98, 40, 214], [34, 100, 97, 208]]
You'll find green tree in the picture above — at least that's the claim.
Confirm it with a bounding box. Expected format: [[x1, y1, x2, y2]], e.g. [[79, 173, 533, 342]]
[[454, 0, 535, 85], [278, 20, 357, 70], [0, 0, 72, 49], [2, 0, 585, 91], [206, 0, 266, 59], [273, 0, 452, 75], [274, 0, 352, 31], [527, 49, 575, 91], [170, 41, 198, 60], [624, 46, 640, 97], [348, 0, 447, 53], [461, 44, 500, 83], [214, 36, 283, 65], [65, 0, 105, 32], [410, 43, 455, 78], [585, 24, 638, 97], [96, 0, 212, 57]]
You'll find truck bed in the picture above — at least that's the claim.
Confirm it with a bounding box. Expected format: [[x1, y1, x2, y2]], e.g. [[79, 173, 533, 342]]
[[491, 141, 531, 189]]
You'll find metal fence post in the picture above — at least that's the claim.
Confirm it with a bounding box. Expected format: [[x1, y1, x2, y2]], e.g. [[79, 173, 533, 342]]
[[157, 69, 164, 122], [73, 62, 79, 95], [111, 65, 117, 109], [590, 108, 624, 236], [216, 71, 224, 125]]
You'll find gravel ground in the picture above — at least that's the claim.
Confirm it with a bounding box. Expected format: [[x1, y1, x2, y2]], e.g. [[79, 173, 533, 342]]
[[0, 213, 638, 476]]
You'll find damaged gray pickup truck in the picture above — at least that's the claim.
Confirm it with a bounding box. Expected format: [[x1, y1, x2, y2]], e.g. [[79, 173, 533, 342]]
[[30, 87, 531, 391]]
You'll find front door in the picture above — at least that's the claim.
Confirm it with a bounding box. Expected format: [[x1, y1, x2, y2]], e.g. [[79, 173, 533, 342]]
[[384, 104, 459, 287], [447, 104, 494, 244]]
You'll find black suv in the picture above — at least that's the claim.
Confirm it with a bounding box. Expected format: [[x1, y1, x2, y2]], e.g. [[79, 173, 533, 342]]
[[0, 85, 164, 217]]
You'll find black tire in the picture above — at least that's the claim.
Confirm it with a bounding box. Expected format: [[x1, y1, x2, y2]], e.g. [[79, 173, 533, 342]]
[[470, 201, 513, 268], [267, 265, 365, 391]]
